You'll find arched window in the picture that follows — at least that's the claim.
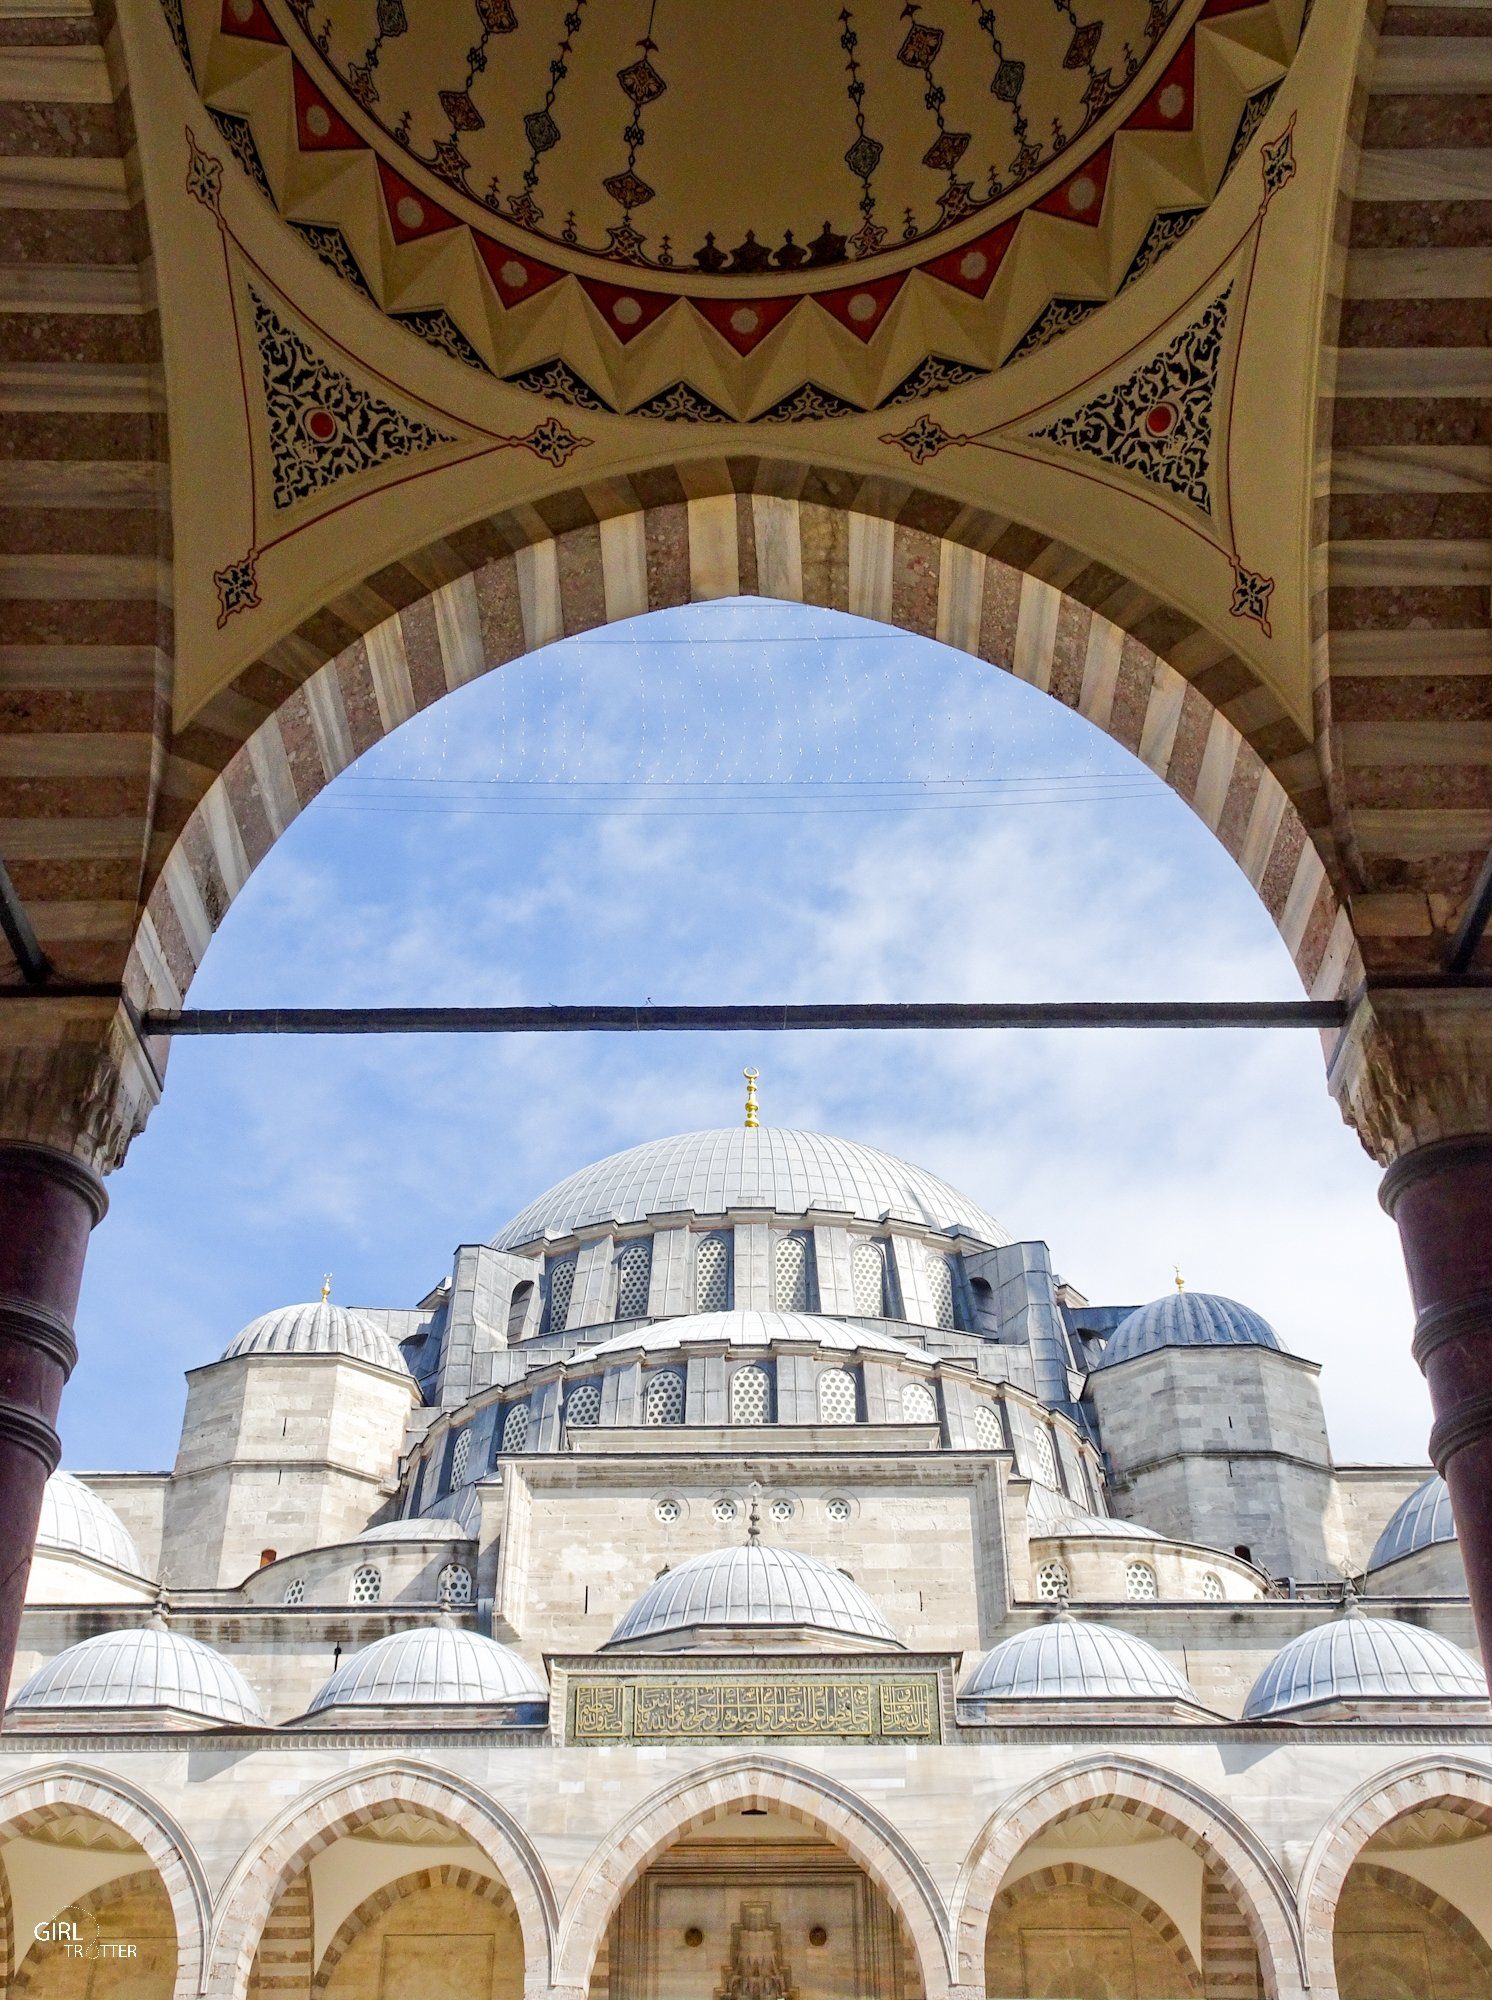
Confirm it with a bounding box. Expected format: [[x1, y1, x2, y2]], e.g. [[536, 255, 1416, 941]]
[[1125, 1560, 1158, 1601], [925, 1250, 958, 1330], [694, 1231, 731, 1311], [282, 1577, 305, 1606], [565, 1380, 602, 1427], [970, 1275, 997, 1330], [644, 1369, 686, 1426], [350, 1564, 382, 1604], [851, 1239, 891, 1317], [974, 1403, 1003, 1450], [1036, 1559, 1070, 1603], [1201, 1571, 1224, 1601], [773, 1231, 814, 1311], [817, 1367, 857, 1425], [449, 1428, 472, 1486], [614, 1237, 652, 1318], [1030, 1426, 1058, 1489], [730, 1362, 772, 1424], [543, 1253, 578, 1334], [505, 1279, 534, 1342], [500, 1403, 530, 1454], [901, 1380, 937, 1424], [438, 1562, 473, 1605]]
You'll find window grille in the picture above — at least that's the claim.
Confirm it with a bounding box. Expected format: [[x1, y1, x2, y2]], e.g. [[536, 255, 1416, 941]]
[[1036, 1560, 1070, 1603], [712, 1496, 738, 1523], [901, 1380, 937, 1424], [450, 1428, 472, 1486], [283, 1578, 305, 1606], [655, 1497, 681, 1523], [501, 1403, 530, 1454], [773, 1231, 813, 1311], [351, 1564, 382, 1604], [694, 1232, 731, 1311], [1201, 1571, 1224, 1601], [730, 1363, 772, 1424], [438, 1562, 473, 1605], [1125, 1561, 1158, 1602], [974, 1403, 1003, 1450], [614, 1237, 652, 1318], [644, 1369, 685, 1426], [769, 1496, 795, 1522], [817, 1367, 857, 1425], [1031, 1427, 1059, 1489], [825, 1496, 852, 1522], [851, 1240, 890, 1317], [925, 1251, 957, 1330], [505, 1280, 534, 1342], [543, 1253, 578, 1334], [565, 1380, 602, 1427]]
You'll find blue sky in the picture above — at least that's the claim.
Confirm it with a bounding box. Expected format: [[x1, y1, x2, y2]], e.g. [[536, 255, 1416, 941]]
[[67, 599, 1426, 1469]]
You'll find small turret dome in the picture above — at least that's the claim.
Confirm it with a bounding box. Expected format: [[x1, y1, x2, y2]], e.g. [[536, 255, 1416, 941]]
[[36, 1471, 147, 1576], [1242, 1613, 1487, 1720], [223, 1300, 410, 1374], [1368, 1475, 1458, 1573], [963, 1619, 1195, 1704], [1094, 1291, 1283, 1370], [307, 1625, 546, 1712], [9, 1625, 264, 1726], [607, 1542, 899, 1650]]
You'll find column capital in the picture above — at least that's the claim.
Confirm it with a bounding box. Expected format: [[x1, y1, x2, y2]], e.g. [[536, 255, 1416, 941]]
[[0, 996, 162, 1174], [1326, 983, 1492, 1165]]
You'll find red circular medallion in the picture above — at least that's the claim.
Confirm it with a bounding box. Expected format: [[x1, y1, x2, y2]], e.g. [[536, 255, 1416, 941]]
[[1144, 401, 1177, 437], [303, 407, 339, 444]]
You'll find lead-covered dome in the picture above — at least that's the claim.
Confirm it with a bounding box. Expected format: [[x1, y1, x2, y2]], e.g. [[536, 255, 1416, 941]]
[[36, 1471, 147, 1577], [1242, 1613, 1487, 1720], [585, 1309, 932, 1364], [963, 1619, 1195, 1704], [307, 1625, 547, 1712], [1369, 1475, 1458, 1573], [1094, 1291, 1283, 1371], [492, 1128, 1009, 1250], [607, 1542, 899, 1650], [224, 1300, 410, 1374], [9, 1625, 264, 1726]]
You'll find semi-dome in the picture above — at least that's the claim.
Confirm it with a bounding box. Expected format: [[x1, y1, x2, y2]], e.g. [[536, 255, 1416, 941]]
[[1094, 1291, 1283, 1371], [584, 1309, 932, 1365], [306, 1625, 546, 1712], [36, 1471, 147, 1576], [1368, 1475, 1458, 1573], [1242, 1613, 1488, 1720], [963, 1619, 1195, 1704], [607, 1541, 899, 1650], [492, 1127, 1010, 1250], [356, 1516, 474, 1544], [1024, 1481, 1161, 1542], [223, 1300, 411, 1374], [9, 1625, 264, 1726]]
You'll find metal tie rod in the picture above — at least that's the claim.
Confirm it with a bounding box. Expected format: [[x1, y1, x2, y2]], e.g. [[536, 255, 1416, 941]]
[[140, 1000, 1349, 1036]]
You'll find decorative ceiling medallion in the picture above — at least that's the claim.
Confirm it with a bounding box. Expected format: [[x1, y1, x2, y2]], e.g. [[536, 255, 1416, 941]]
[[169, 0, 1306, 421]]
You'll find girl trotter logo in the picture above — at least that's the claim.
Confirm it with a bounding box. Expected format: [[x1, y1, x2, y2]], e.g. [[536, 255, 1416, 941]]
[[33, 1906, 138, 1962]]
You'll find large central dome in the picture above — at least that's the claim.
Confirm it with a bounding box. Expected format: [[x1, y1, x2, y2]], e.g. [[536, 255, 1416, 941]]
[[491, 1127, 1010, 1251]]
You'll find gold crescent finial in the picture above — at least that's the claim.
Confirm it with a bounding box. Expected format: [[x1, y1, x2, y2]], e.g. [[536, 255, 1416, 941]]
[[1173, 1265, 1185, 1293], [321, 1272, 333, 1303], [743, 1067, 760, 1129]]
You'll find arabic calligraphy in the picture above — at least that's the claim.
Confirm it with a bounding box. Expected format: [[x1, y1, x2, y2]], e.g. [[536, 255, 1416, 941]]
[[567, 1674, 939, 1742]]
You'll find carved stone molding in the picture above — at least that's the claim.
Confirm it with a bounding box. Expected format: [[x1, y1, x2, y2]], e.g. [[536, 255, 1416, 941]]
[[1326, 987, 1492, 1166], [0, 999, 163, 1174]]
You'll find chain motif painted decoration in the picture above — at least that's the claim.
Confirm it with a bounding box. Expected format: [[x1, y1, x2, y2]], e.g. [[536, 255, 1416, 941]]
[[568, 1672, 940, 1742]]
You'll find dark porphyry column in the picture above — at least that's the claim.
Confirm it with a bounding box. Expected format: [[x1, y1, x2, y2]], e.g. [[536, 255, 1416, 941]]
[[0, 1142, 106, 1707], [1381, 1136, 1492, 1668]]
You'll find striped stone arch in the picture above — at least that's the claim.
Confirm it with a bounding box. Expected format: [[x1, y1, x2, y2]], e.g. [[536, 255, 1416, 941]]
[[0, 1767, 209, 2000], [550, 1753, 956, 1998], [13, 1867, 176, 1996], [313, 1863, 517, 1991], [207, 1762, 557, 1999], [1297, 1756, 1492, 1993], [984, 1860, 1203, 1996], [948, 1756, 1307, 2000], [1339, 1862, 1492, 1989], [129, 475, 1352, 1015]]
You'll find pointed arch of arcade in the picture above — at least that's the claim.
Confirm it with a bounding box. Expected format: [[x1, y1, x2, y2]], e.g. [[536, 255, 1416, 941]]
[[130, 474, 1350, 1016], [312, 1862, 521, 1992], [0, 1766, 210, 2000], [206, 1761, 558, 2000], [948, 1755, 1308, 2000], [1297, 1757, 1492, 1994], [550, 1753, 956, 1999]]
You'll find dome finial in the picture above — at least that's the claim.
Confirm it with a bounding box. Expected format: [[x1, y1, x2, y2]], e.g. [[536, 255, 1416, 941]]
[[746, 1484, 762, 1544], [1173, 1264, 1185, 1293], [321, 1272, 332, 1303], [743, 1067, 760, 1129]]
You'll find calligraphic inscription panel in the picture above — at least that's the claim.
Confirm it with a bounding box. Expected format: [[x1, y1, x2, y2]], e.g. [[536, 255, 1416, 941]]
[[567, 1674, 939, 1743]]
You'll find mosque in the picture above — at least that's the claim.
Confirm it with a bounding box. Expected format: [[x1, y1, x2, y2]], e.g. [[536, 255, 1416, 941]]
[[2, 1095, 1488, 2000]]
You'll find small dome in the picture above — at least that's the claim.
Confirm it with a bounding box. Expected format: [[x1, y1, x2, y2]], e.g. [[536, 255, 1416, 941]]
[[963, 1619, 1195, 1704], [356, 1516, 473, 1544], [1095, 1291, 1283, 1370], [584, 1309, 931, 1364], [36, 1471, 147, 1576], [1024, 1482, 1161, 1541], [607, 1542, 899, 1649], [1368, 1475, 1458, 1573], [307, 1625, 546, 1712], [9, 1625, 264, 1726], [224, 1300, 410, 1374], [1242, 1613, 1487, 1720], [492, 1127, 1009, 1250]]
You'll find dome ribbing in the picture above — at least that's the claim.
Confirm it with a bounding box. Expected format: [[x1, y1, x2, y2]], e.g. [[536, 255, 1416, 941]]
[[607, 1541, 899, 1649], [1095, 1292, 1283, 1371]]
